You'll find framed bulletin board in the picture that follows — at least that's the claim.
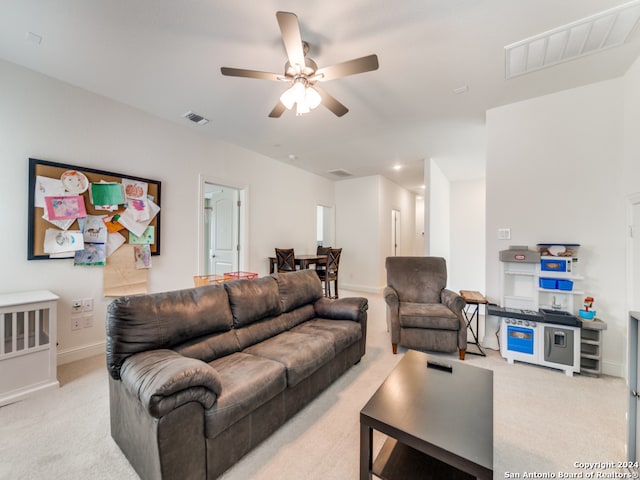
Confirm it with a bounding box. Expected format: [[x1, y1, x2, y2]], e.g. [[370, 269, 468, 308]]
[[28, 158, 161, 260]]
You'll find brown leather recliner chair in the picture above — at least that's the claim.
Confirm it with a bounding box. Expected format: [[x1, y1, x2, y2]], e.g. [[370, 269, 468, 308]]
[[384, 256, 467, 360]]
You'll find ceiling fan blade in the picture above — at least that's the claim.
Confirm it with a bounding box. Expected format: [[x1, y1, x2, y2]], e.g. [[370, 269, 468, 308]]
[[221, 67, 282, 81], [315, 54, 379, 82], [269, 101, 287, 118], [314, 86, 349, 117], [276, 11, 306, 70]]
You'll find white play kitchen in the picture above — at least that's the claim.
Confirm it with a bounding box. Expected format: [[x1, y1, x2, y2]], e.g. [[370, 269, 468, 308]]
[[489, 244, 607, 376]]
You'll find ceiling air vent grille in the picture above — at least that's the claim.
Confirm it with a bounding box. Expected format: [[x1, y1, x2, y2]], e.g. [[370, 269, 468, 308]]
[[182, 111, 209, 125], [505, 0, 640, 79], [327, 169, 354, 178]]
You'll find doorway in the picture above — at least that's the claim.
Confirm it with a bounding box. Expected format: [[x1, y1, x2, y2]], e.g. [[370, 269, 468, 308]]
[[316, 205, 335, 247], [198, 176, 248, 276], [391, 209, 401, 256]]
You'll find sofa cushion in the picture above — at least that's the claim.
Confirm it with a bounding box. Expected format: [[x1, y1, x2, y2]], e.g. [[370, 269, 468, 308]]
[[174, 330, 241, 363], [278, 304, 316, 330], [205, 352, 287, 438], [399, 302, 459, 330], [106, 284, 233, 380], [271, 270, 323, 313], [234, 316, 289, 350], [225, 276, 282, 327], [243, 331, 334, 387], [291, 319, 362, 353]]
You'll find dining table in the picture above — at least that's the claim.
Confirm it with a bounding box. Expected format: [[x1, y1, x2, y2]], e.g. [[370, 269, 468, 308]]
[[268, 254, 327, 274]]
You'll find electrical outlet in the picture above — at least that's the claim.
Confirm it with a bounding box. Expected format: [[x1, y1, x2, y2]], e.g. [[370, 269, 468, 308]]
[[82, 314, 93, 328], [71, 299, 83, 313], [497, 228, 511, 240], [82, 298, 93, 312], [71, 314, 82, 331]]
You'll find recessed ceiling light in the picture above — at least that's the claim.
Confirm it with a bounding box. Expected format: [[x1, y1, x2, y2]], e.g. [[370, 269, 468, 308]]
[[505, 0, 640, 79], [393, 165, 402, 171]]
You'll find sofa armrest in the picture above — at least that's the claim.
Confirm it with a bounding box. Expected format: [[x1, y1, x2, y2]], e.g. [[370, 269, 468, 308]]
[[120, 349, 222, 418], [314, 296, 368, 322]]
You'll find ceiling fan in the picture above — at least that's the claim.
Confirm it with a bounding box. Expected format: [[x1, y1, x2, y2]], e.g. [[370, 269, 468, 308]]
[[220, 11, 379, 118]]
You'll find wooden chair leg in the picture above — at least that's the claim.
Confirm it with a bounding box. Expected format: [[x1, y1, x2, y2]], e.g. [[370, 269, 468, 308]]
[[392, 343, 398, 354], [459, 349, 465, 360]]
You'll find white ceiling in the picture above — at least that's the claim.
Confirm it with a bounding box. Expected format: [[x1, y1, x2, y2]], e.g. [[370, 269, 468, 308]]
[[1, 0, 639, 194]]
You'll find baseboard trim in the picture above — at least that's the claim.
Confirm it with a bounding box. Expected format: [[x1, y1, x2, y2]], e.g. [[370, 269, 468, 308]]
[[340, 283, 384, 295], [602, 360, 624, 378], [57, 341, 106, 365]]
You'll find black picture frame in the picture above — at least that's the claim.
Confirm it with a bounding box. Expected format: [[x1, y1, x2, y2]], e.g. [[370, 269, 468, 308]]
[[28, 157, 162, 260]]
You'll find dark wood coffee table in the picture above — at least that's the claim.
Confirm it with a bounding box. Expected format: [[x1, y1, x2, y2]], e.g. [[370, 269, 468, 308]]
[[360, 350, 493, 479]]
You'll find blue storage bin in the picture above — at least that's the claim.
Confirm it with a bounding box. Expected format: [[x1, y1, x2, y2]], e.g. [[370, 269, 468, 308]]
[[557, 279, 573, 291], [539, 278, 557, 289]]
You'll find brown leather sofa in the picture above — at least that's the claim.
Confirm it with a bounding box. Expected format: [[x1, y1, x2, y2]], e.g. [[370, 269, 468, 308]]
[[106, 269, 368, 480]]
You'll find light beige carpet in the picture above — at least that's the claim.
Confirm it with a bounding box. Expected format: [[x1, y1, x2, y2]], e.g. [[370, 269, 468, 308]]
[[0, 290, 628, 480]]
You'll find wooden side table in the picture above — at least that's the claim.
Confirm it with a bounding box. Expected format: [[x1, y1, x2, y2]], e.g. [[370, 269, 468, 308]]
[[459, 290, 488, 356]]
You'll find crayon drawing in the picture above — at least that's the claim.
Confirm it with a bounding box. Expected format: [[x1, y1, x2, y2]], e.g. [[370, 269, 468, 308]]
[[45, 195, 87, 220]]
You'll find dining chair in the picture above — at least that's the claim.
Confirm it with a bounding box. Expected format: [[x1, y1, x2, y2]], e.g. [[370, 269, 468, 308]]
[[275, 248, 296, 272], [316, 248, 341, 298], [315, 245, 331, 273]]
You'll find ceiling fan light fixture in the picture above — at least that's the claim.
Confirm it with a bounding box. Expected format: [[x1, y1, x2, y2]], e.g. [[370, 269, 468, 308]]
[[295, 101, 311, 116], [306, 86, 322, 109], [280, 77, 321, 115], [280, 87, 296, 110]]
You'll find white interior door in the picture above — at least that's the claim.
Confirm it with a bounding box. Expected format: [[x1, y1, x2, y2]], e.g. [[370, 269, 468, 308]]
[[205, 185, 239, 275], [633, 201, 640, 460], [636, 324, 640, 460], [632, 202, 640, 311]]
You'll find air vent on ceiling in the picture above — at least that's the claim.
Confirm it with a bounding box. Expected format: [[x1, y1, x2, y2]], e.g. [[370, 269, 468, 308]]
[[327, 169, 354, 178], [505, 0, 640, 79], [182, 111, 209, 125]]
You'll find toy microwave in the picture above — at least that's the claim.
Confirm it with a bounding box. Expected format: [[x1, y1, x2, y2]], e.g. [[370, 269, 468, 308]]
[[540, 257, 572, 273]]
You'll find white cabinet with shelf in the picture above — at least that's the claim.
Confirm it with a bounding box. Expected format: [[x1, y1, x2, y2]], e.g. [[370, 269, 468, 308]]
[[0, 290, 59, 406], [500, 248, 585, 316]]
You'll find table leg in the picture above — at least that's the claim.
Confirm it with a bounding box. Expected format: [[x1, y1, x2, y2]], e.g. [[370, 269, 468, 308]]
[[360, 422, 373, 480], [463, 302, 486, 356]]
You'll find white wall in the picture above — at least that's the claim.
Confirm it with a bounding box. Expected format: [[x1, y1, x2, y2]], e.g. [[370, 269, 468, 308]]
[[623, 56, 640, 197], [486, 77, 629, 377], [415, 196, 425, 255], [428, 159, 450, 260], [0, 59, 335, 363], [336, 175, 415, 292], [448, 179, 486, 295], [335, 176, 381, 292]]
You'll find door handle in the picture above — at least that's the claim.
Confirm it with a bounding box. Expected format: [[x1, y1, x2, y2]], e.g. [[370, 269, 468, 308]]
[[633, 390, 640, 398], [545, 329, 551, 357]]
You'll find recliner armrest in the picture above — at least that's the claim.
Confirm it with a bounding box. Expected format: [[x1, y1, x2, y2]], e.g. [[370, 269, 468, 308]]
[[383, 286, 399, 308], [120, 349, 222, 418], [314, 296, 368, 322], [441, 289, 466, 314]]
